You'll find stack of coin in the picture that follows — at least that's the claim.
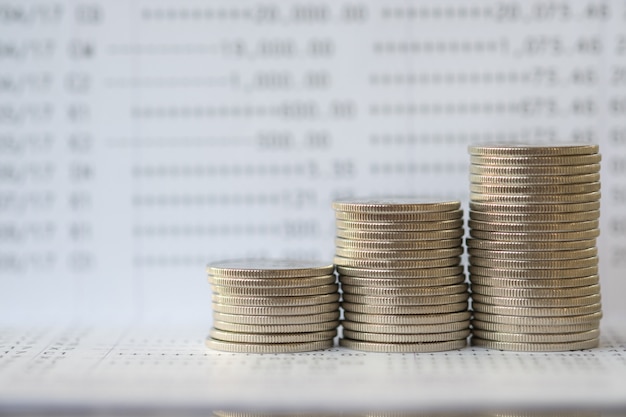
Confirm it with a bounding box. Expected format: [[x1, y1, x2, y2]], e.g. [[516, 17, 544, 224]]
[[332, 198, 471, 353], [206, 259, 340, 353], [468, 144, 602, 351]]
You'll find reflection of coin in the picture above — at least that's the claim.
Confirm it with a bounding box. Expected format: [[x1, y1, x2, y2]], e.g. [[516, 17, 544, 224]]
[[468, 247, 597, 260], [342, 320, 470, 334], [471, 311, 603, 326], [211, 293, 340, 307], [339, 338, 466, 353], [342, 293, 469, 306], [211, 302, 340, 316], [343, 329, 470, 343], [206, 338, 333, 353], [471, 338, 599, 352], [335, 237, 462, 250], [207, 259, 334, 278], [338, 265, 464, 278], [334, 209, 463, 222], [471, 302, 602, 317], [212, 320, 339, 334], [209, 328, 337, 344], [468, 275, 599, 289], [335, 247, 463, 260], [468, 144, 599, 156], [341, 283, 468, 296], [332, 198, 460, 213], [344, 311, 471, 325], [339, 275, 466, 287]]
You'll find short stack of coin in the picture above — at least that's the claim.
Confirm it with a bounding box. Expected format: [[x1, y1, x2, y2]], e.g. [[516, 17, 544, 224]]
[[468, 144, 602, 351], [332, 198, 471, 353], [206, 259, 340, 353]]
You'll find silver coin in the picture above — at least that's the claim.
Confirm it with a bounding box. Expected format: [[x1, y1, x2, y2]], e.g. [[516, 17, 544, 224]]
[[469, 265, 598, 279], [341, 283, 468, 297], [468, 219, 599, 233], [470, 182, 600, 195], [335, 237, 462, 250], [339, 274, 466, 288], [334, 256, 460, 269], [343, 329, 470, 343], [213, 311, 340, 325], [209, 328, 337, 344], [211, 302, 340, 316], [337, 265, 464, 278], [207, 259, 334, 278], [336, 219, 464, 232], [470, 337, 599, 352], [342, 302, 468, 315], [469, 191, 601, 204], [469, 229, 600, 242], [466, 238, 596, 251], [468, 143, 599, 156], [335, 209, 463, 222], [206, 338, 333, 353], [468, 247, 597, 260], [332, 198, 460, 213], [470, 154, 601, 166], [471, 320, 599, 334], [471, 311, 603, 326], [469, 210, 600, 223], [469, 256, 598, 270], [470, 163, 600, 176], [471, 294, 601, 308], [339, 338, 466, 353], [470, 173, 601, 185], [469, 275, 599, 289], [471, 302, 602, 317], [211, 293, 340, 307], [211, 283, 339, 297], [470, 200, 600, 214], [336, 228, 464, 241], [208, 274, 336, 288], [344, 311, 471, 325], [342, 320, 470, 334], [212, 320, 339, 334], [335, 247, 463, 260], [470, 284, 601, 298], [342, 293, 469, 306]]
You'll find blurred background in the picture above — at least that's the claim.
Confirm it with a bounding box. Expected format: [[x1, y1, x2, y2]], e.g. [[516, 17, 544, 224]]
[[1, 0, 625, 326]]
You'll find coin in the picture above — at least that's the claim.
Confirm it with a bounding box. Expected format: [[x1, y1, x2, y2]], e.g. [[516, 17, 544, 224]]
[[466, 238, 596, 251], [344, 311, 472, 325], [336, 228, 465, 241], [470, 154, 601, 166], [471, 293, 601, 308], [470, 182, 600, 195], [470, 320, 599, 334], [211, 293, 340, 307], [471, 302, 602, 317], [341, 302, 468, 315], [206, 338, 333, 353], [335, 237, 463, 250], [332, 198, 461, 213], [334, 256, 460, 269], [207, 259, 334, 278], [211, 302, 340, 316], [471, 311, 603, 326], [468, 247, 597, 260], [208, 274, 336, 288], [343, 293, 469, 306], [336, 219, 463, 232], [468, 219, 599, 233], [213, 311, 340, 325], [337, 266, 464, 278], [343, 329, 470, 343], [470, 200, 600, 214], [468, 144, 599, 156], [212, 320, 340, 334], [469, 210, 600, 223], [469, 229, 600, 242], [342, 320, 470, 334], [470, 338, 599, 352], [211, 283, 339, 297], [339, 338, 466, 353], [209, 328, 337, 344], [334, 209, 463, 222], [469, 191, 600, 204], [469, 265, 598, 279], [341, 283, 468, 296], [470, 163, 600, 176], [470, 284, 601, 298], [470, 173, 600, 185], [335, 247, 463, 260], [469, 256, 598, 270], [339, 274, 466, 287], [468, 275, 599, 289]]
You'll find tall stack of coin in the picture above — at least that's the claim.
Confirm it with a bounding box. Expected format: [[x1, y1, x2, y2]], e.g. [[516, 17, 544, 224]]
[[332, 198, 471, 353], [206, 259, 340, 353], [468, 144, 602, 351]]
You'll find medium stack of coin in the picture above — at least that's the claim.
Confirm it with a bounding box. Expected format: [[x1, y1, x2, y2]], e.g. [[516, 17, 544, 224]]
[[206, 259, 339, 353], [468, 144, 602, 352], [332, 198, 471, 353]]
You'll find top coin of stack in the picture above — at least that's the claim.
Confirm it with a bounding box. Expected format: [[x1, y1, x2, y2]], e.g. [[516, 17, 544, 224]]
[[206, 259, 339, 353], [332, 197, 470, 353], [468, 144, 602, 352]]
